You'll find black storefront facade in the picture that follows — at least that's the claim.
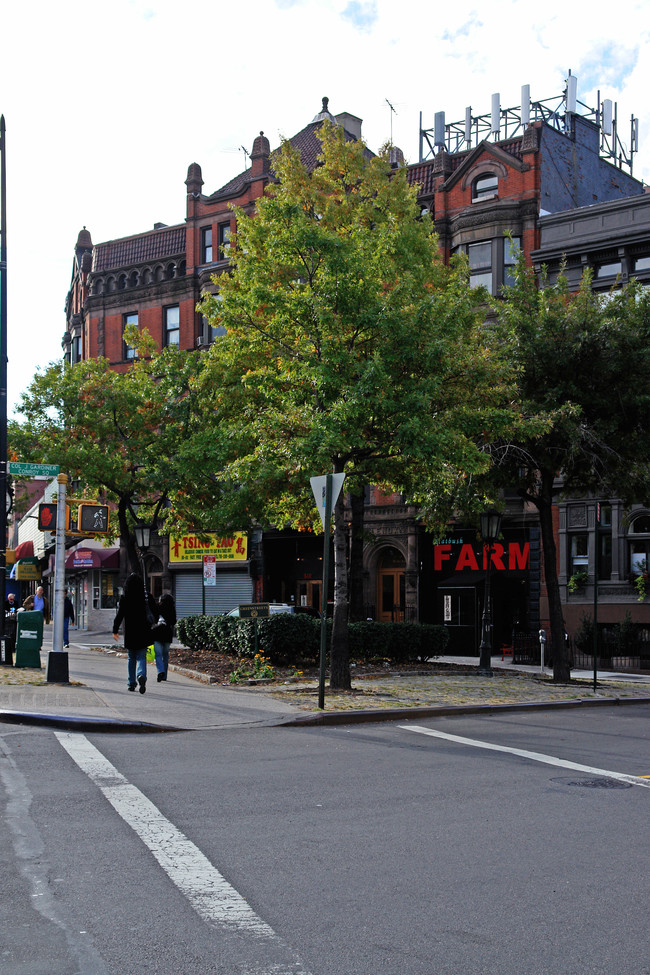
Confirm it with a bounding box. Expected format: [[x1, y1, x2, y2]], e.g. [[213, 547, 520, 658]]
[[420, 523, 541, 655]]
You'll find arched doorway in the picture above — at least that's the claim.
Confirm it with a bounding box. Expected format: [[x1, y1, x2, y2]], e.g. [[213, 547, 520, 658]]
[[377, 547, 405, 622]]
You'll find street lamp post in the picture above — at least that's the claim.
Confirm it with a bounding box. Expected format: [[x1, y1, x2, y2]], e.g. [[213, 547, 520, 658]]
[[134, 523, 152, 593], [478, 509, 502, 677]]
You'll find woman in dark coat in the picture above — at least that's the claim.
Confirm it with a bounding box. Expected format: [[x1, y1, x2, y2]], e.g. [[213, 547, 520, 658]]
[[112, 573, 156, 693], [153, 592, 176, 682]]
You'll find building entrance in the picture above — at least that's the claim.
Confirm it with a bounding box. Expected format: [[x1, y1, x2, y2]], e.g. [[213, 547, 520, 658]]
[[377, 548, 405, 622]]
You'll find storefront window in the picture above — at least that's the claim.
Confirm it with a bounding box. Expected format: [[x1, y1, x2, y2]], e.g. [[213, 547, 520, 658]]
[[91, 570, 119, 608]]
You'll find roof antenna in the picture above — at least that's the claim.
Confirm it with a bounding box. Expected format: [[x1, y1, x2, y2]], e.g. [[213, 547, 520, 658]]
[[240, 145, 250, 168], [386, 98, 397, 144]]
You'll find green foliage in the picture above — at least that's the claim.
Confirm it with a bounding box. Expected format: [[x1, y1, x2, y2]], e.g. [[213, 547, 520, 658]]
[[177, 613, 448, 667], [568, 570, 588, 593], [9, 340, 209, 568], [488, 255, 650, 680], [190, 125, 519, 536]]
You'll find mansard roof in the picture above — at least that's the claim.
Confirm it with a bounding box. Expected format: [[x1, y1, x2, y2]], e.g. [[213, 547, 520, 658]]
[[92, 223, 186, 273], [208, 116, 374, 201]]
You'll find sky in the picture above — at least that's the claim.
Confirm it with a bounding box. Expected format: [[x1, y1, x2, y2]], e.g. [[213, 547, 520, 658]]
[[2, 0, 649, 416]]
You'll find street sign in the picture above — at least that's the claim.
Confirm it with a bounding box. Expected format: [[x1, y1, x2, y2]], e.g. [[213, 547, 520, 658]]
[[9, 462, 60, 479], [203, 555, 217, 587], [310, 473, 345, 530]]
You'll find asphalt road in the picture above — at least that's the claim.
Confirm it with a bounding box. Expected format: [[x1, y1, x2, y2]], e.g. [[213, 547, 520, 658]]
[[1, 705, 649, 975]]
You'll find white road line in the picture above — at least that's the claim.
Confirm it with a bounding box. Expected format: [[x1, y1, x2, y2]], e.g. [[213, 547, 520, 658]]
[[55, 732, 313, 975], [399, 725, 650, 789]]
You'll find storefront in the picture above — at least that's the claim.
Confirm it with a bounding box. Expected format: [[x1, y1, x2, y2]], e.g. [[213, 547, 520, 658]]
[[64, 545, 120, 631], [423, 526, 538, 654], [170, 532, 253, 617]]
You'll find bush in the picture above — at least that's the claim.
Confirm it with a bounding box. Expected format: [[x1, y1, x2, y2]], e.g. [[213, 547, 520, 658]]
[[177, 613, 448, 668]]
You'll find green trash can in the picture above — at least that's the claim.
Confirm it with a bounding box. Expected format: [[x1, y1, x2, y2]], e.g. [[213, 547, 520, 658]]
[[14, 611, 44, 668]]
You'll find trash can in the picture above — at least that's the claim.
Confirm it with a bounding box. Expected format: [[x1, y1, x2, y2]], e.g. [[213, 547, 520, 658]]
[[14, 611, 44, 668]]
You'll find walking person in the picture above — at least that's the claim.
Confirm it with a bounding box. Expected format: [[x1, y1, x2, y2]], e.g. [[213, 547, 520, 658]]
[[112, 573, 155, 693], [63, 588, 75, 647], [23, 585, 51, 623], [152, 592, 177, 682]]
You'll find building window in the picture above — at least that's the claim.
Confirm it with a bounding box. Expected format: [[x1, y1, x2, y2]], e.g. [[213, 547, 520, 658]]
[[595, 261, 622, 278], [463, 237, 521, 295], [503, 237, 520, 287], [472, 173, 498, 201], [468, 241, 493, 290], [164, 305, 180, 347], [218, 222, 231, 260], [123, 312, 138, 360], [633, 255, 650, 273], [71, 334, 81, 363], [201, 227, 213, 264], [569, 533, 589, 576], [628, 514, 650, 577]]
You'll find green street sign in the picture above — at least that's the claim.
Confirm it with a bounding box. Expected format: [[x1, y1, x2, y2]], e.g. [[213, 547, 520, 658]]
[[9, 462, 60, 479]]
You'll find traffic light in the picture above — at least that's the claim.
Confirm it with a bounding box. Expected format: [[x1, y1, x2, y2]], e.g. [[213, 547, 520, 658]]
[[77, 504, 110, 534], [38, 502, 70, 531]]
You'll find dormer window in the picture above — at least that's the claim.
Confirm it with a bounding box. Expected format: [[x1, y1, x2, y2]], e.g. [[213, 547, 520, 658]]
[[472, 173, 498, 202]]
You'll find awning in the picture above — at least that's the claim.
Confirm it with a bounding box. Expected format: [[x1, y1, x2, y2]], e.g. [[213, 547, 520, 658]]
[[14, 540, 35, 560], [65, 547, 120, 570]]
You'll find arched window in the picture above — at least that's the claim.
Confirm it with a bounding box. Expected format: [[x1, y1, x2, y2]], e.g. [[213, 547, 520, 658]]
[[473, 173, 498, 201], [628, 513, 650, 577]]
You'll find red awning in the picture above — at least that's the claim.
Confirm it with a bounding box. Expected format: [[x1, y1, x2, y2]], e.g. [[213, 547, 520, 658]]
[[14, 540, 35, 560], [65, 547, 119, 570]]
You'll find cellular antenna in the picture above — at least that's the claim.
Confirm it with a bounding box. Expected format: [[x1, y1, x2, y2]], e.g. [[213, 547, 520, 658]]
[[386, 98, 397, 144]]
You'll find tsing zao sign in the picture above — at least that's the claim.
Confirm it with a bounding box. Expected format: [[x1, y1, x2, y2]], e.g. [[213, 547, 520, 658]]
[[169, 533, 248, 563]]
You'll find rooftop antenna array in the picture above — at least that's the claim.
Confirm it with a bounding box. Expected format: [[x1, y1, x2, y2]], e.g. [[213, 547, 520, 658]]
[[418, 72, 639, 175]]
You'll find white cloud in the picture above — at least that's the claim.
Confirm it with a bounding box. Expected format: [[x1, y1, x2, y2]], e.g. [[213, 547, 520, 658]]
[[2, 0, 649, 415]]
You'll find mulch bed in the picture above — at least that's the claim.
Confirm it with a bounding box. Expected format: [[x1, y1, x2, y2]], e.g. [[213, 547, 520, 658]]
[[167, 646, 488, 685]]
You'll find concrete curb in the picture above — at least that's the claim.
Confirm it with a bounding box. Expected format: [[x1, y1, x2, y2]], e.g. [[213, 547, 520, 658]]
[[276, 694, 650, 727], [0, 708, 183, 733]]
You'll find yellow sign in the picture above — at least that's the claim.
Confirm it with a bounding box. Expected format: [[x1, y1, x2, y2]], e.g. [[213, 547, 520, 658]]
[[169, 532, 248, 563], [16, 559, 41, 581]]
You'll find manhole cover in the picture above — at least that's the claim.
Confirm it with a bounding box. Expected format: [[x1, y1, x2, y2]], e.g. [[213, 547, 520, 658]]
[[551, 776, 632, 790]]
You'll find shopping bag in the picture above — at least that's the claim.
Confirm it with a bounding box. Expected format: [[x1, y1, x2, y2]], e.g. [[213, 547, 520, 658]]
[[146, 645, 155, 664]]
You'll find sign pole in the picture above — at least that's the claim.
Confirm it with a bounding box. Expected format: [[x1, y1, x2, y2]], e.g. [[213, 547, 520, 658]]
[[53, 474, 67, 652], [318, 474, 333, 710], [46, 473, 69, 682]]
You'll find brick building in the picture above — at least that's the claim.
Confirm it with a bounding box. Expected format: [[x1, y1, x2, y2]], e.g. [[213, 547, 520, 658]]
[[61, 83, 650, 658]]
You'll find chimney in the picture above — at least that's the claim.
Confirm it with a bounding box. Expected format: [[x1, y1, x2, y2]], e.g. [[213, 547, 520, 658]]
[[251, 131, 270, 177]]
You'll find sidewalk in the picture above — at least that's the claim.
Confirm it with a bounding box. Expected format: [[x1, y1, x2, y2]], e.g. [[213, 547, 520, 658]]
[[0, 628, 649, 733]]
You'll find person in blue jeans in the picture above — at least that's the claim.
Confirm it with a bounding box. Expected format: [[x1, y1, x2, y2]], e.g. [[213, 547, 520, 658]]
[[153, 592, 176, 682], [63, 588, 75, 647], [112, 573, 155, 693]]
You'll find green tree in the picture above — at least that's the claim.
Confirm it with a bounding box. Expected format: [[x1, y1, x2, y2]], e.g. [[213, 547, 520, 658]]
[[491, 261, 650, 681], [9, 330, 206, 574], [194, 124, 519, 689]]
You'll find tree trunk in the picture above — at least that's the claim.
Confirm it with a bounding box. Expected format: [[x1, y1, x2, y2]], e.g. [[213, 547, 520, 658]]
[[330, 492, 351, 690], [118, 497, 140, 577], [537, 471, 571, 682], [349, 490, 365, 622]]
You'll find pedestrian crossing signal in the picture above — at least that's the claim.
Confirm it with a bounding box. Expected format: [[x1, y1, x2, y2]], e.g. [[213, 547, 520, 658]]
[[77, 504, 109, 534], [38, 502, 70, 531]]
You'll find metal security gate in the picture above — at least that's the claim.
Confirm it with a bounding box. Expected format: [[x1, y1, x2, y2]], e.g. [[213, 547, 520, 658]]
[[173, 571, 253, 618]]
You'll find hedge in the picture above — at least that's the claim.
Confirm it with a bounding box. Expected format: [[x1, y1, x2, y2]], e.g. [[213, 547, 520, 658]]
[[177, 614, 449, 666]]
